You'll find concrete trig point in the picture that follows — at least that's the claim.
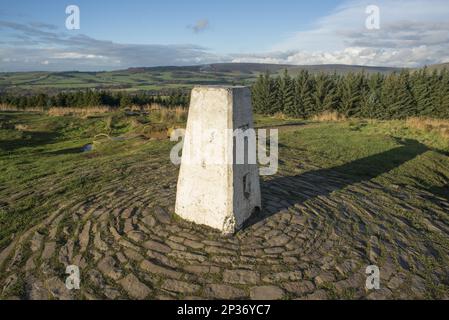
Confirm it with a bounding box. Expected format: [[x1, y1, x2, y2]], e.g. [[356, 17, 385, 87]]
[[175, 86, 261, 235]]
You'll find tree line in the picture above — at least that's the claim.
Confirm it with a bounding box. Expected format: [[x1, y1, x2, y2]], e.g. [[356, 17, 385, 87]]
[[0, 89, 190, 109], [251, 68, 449, 119]]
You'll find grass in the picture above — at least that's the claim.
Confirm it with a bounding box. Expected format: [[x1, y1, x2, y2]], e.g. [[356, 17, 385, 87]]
[[1, 110, 449, 299], [0, 109, 187, 248], [0, 68, 256, 93], [1, 111, 449, 252], [47, 106, 112, 117], [312, 111, 347, 122], [0, 64, 400, 94], [406, 117, 449, 140]]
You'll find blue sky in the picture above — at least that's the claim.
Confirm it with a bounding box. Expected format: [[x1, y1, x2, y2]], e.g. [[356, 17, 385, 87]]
[[1, 0, 337, 52], [1, 0, 449, 71]]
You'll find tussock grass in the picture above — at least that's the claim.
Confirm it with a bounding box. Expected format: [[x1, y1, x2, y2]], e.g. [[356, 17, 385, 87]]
[[273, 112, 289, 120], [0, 103, 189, 124], [0, 104, 44, 112], [406, 117, 449, 139], [312, 111, 347, 122], [47, 106, 112, 117], [150, 105, 188, 123]]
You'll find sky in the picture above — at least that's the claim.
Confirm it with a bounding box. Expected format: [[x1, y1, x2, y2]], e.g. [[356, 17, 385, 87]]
[[0, 0, 449, 71]]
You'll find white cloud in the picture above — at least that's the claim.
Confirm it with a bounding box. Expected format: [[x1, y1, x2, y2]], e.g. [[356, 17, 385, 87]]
[[1, 0, 449, 71], [235, 0, 449, 67], [52, 52, 107, 60], [0, 21, 224, 71]]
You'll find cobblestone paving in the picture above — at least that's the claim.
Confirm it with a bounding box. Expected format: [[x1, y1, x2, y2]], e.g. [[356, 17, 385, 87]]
[[1, 147, 449, 300]]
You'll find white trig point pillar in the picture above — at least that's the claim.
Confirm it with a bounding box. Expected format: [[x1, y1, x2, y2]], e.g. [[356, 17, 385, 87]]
[[175, 86, 261, 235]]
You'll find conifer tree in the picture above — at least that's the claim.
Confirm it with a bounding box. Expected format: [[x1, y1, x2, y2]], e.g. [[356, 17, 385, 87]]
[[381, 71, 414, 119], [292, 70, 313, 118], [412, 68, 433, 116], [312, 73, 335, 114], [338, 72, 362, 117], [433, 68, 449, 118], [278, 69, 295, 116], [252, 71, 276, 114]]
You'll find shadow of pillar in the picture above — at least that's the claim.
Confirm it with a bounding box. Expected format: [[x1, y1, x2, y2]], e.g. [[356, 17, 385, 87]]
[[243, 137, 429, 229]]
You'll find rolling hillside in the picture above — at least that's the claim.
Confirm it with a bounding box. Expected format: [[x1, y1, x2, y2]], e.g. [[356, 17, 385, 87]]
[[423, 62, 449, 72], [0, 63, 405, 93]]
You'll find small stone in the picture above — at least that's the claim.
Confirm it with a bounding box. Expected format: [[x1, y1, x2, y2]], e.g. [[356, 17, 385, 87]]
[[140, 260, 182, 279], [146, 250, 178, 268], [27, 278, 48, 300], [314, 272, 336, 286], [204, 284, 247, 299], [119, 274, 151, 299], [121, 207, 135, 219], [204, 246, 235, 255], [46, 277, 72, 300], [410, 276, 427, 298], [223, 270, 260, 285], [104, 286, 121, 299], [123, 219, 134, 233], [25, 256, 36, 273], [153, 207, 171, 224], [166, 240, 187, 251], [250, 286, 284, 300], [123, 248, 144, 262], [335, 259, 359, 276], [262, 271, 302, 283], [169, 250, 206, 263], [282, 281, 315, 295], [41, 242, 56, 260], [116, 252, 127, 264], [305, 289, 328, 300], [58, 240, 74, 265], [267, 234, 290, 247], [161, 279, 200, 294], [91, 250, 103, 262], [97, 256, 123, 280], [79, 221, 91, 253], [109, 226, 121, 241], [303, 266, 321, 279], [141, 215, 156, 227], [93, 233, 108, 251], [88, 269, 105, 287], [263, 247, 285, 254], [291, 215, 307, 226], [366, 287, 392, 300], [119, 239, 141, 252], [30, 232, 44, 252], [184, 265, 220, 274], [143, 240, 171, 253], [127, 231, 146, 242], [184, 239, 204, 250], [387, 275, 405, 290]]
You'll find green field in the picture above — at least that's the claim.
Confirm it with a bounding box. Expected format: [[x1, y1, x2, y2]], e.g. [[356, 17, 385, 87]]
[[0, 63, 403, 93], [1, 111, 448, 299]]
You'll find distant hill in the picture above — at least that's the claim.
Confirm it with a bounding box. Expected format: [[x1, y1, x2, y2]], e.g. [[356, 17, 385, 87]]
[[127, 63, 402, 75], [198, 63, 402, 75], [422, 62, 449, 72], [0, 63, 404, 94]]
